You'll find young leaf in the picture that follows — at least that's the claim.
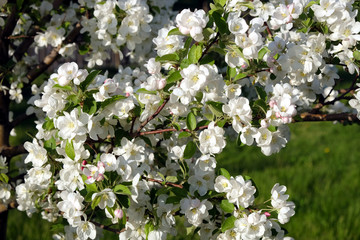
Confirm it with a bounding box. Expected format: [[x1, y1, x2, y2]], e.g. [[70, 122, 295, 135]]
[[155, 53, 179, 63], [91, 195, 101, 209], [255, 86, 267, 100], [221, 216, 236, 232], [0, 173, 9, 183], [212, 12, 230, 35], [65, 140, 75, 160], [80, 70, 102, 92], [183, 141, 197, 159], [234, 72, 248, 81], [101, 95, 127, 108], [207, 101, 224, 117], [354, 51, 360, 61], [52, 84, 72, 91], [113, 184, 132, 195], [137, 88, 157, 95], [167, 71, 182, 83], [220, 199, 235, 213], [186, 112, 197, 131], [218, 168, 231, 179], [258, 47, 270, 60], [188, 44, 203, 64], [178, 131, 192, 139], [168, 27, 183, 36], [83, 98, 97, 115]]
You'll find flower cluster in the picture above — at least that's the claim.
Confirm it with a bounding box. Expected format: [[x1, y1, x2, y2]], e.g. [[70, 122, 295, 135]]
[[1, 0, 360, 239]]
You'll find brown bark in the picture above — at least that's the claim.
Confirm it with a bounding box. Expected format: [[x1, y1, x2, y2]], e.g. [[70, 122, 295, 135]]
[[0, 92, 10, 240]]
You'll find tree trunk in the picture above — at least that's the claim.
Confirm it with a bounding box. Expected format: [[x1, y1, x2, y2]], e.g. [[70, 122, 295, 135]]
[[0, 92, 10, 240]]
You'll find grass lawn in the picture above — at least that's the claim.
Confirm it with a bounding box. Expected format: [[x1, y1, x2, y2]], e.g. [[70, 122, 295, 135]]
[[7, 121, 360, 239]]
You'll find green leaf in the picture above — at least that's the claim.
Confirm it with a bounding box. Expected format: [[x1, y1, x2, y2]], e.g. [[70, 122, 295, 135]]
[[207, 101, 224, 117], [137, 88, 157, 95], [258, 47, 270, 60], [234, 72, 248, 81], [239, 2, 255, 9], [91, 195, 101, 209], [220, 199, 235, 213], [178, 131, 192, 139], [85, 191, 96, 202], [173, 122, 181, 131], [53, 84, 72, 91], [188, 44, 203, 64], [167, 71, 182, 83], [221, 216, 236, 232], [83, 98, 97, 115], [44, 137, 56, 150], [168, 27, 183, 36], [217, 119, 227, 128], [65, 140, 75, 160], [254, 99, 268, 114], [16, 0, 24, 9], [118, 195, 130, 208], [79, 45, 89, 55], [0, 173, 9, 183], [183, 141, 197, 159], [145, 221, 155, 239], [80, 70, 102, 92], [114, 184, 132, 195], [42, 119, 54, 131], [166, 196, 182, 204], [165, 176, 178, 183], [180, 58, 191, 69], [199, 55, 215, 65], [186, 112, 197, 131], [236, 132, 242, 146], [255, 86, 267, 100], [203, 27, 216, 40], [354, 51, 360, 61], [219, 168, 231, 179], [212, 11, 230, 35], [155, 53, 179, 63], [214, 0, 226, 7], [227, 67, 237, 79], [305, 0, 319, 10], [101, 95, 127, 108]]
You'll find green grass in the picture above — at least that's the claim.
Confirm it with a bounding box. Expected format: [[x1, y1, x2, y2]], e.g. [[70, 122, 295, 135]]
[[7, 122, 360, 239]]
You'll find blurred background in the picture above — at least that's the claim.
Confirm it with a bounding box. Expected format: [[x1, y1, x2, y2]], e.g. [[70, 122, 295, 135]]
[[6, 0, 360, 239]]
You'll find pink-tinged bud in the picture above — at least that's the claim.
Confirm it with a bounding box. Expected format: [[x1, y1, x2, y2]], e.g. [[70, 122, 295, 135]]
[[269, 100, 277, 108], [87, 176, 92, 179], [96, 173, 104, 181], [81, 160, 87, 170], [97, 162, 106, 169], [264, 212, 271, 217], [114, 208, 123, 219], [125, 92, 130, 97], [275, 112, 281, 118], [241, 64, 247, 69], [260, 119, 269, 128], [157, 78, 166, 90]]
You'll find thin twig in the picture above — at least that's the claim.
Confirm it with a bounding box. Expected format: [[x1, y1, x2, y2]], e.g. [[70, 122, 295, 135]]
[[91, 221, 124, 234], [146, 177, 183, 189], [132, 98, 169, 137]]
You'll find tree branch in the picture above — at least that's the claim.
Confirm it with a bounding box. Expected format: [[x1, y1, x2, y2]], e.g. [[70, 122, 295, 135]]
[[10, 113, 35, 128], [297, 112, 360, 123], [26, 22, 82, 82], [146, 177, 183, 189], [0, 145, 26, 158], [132, 98, 169, 138], [91, 221, 124, 234]]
